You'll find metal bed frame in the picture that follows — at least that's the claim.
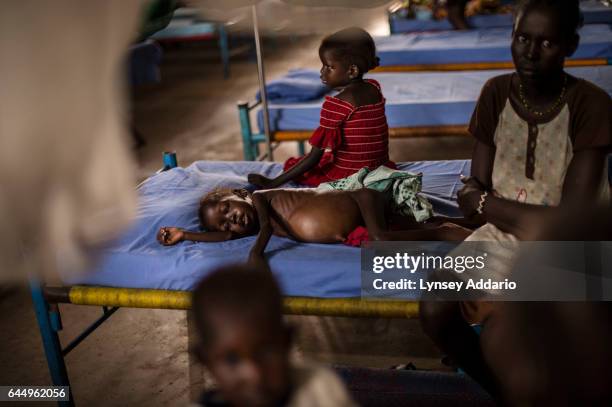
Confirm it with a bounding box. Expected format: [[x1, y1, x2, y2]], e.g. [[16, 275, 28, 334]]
[[152, 19, 230, 79], [29, 160, 421, 407], [31, 286, 419, 407], [237, 56, 611, 161], [30, 143, 611, 407], [237, 99, 470, 161], [387, 1, 612, 34], [385, 1, 612, 70]]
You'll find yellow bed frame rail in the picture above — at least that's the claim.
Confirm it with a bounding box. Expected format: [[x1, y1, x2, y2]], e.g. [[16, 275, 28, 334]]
[[47, 285, 419, 319]]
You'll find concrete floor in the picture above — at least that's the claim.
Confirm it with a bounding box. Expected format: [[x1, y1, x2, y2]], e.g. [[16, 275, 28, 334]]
[[0, 5, 476, 406]]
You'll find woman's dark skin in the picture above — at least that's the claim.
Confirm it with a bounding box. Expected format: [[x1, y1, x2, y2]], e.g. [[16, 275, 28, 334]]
[[421, 4, 609, 400]]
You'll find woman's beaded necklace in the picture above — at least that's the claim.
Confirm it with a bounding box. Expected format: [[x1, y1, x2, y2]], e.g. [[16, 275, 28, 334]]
[[518, 74, 567, 117]]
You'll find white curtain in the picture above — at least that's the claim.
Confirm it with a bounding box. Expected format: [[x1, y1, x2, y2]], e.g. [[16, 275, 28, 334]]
[[0, 1, 144, 280], [185, 0, 392, 35]]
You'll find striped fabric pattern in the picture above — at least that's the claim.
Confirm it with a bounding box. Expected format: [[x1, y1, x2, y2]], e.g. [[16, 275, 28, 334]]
[[283, 79, 395, 186], [309, 79, 394, 180]]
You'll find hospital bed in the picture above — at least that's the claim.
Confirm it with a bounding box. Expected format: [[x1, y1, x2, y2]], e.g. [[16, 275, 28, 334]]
[[239, 65, 612, 161], [151, 8, 230, 78], [389, 0, 612, 33], [31, 159, 469, 406], [375, 24, 612, 72]]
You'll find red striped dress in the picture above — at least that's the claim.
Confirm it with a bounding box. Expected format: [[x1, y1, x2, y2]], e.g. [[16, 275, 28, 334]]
[[283, 79, 396, 187]]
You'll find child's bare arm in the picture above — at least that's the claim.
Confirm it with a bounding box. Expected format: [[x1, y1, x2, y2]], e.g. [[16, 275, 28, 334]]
[[157, 227, 233, 246], [248, 147, 323, 188], [248, 191, 274, 262]]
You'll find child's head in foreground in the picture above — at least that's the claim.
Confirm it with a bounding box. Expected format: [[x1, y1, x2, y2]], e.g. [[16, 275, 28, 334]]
[[319, 27, 379, 88], [192, 264, 292, 407], [512, 0, 582, 81], [198, 188, 258, 236]]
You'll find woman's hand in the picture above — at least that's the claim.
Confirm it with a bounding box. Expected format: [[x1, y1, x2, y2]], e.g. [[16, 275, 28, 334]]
[[457, 176, 486, 218], [157, 227, 185, 246]]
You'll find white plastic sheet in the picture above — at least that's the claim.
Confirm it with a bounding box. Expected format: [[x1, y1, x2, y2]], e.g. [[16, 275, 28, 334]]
[[0, 1, 143, 280]]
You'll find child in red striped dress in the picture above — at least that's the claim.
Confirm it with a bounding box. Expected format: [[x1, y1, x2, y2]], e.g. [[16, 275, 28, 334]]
[[248, 27, 395, 188]]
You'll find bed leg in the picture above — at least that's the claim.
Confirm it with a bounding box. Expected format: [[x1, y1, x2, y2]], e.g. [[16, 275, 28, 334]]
[[30, 282, 75, 407], [238, 102, 257, 161], [218, 23, 230, 79], [388, 10, 396, 35]]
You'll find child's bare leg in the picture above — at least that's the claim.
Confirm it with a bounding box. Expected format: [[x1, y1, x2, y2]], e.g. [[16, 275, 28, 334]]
[[349, 189, 471, 241]]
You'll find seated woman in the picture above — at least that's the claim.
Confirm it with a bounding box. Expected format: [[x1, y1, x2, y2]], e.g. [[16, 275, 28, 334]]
[[419, 0, 611, 399], [157, 187, 475, 263]]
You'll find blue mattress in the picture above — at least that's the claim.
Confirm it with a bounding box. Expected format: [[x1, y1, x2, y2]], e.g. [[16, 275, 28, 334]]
[[377, 24, 612, 66], [66, 160, 470, 297], [257, 66, 612, 132], [389, 0, 612, 33], [257, 70, 328, 103]]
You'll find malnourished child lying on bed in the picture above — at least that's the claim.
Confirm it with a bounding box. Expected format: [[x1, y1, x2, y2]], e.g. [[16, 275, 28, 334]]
[[157, 182, 474, 264]]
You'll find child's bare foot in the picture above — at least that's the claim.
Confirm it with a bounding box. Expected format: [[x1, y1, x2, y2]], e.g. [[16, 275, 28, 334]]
[[247, 173, 273, 189]]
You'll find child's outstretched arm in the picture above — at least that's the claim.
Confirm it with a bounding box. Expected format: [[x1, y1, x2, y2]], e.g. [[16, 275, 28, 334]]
[[157, 227, 233, 246], [248, 146, 323, 189], [248, 191, 275, 264]]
